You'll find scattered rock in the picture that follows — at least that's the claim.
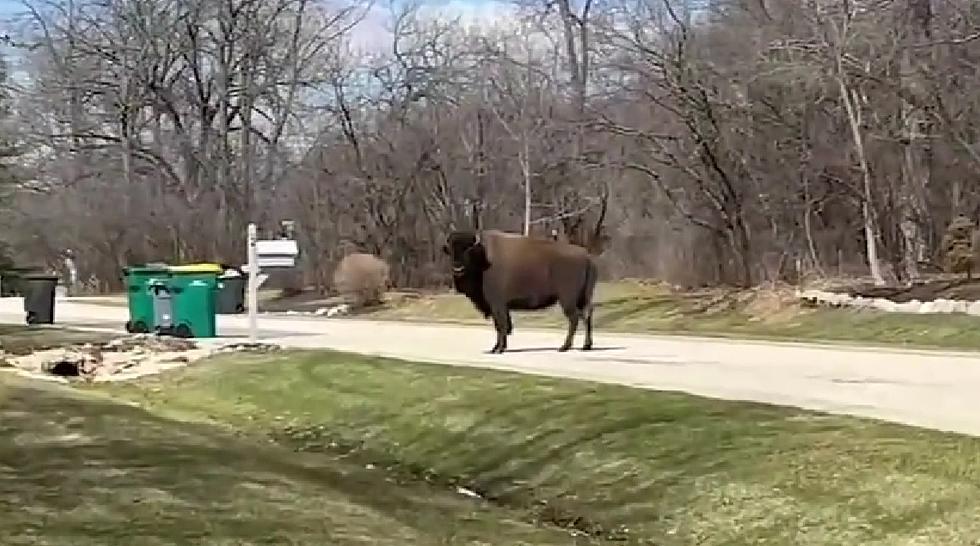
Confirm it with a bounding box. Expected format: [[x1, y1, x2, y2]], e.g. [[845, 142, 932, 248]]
[[3, 334, 210, 383], [214, 342, 281, 354], [797, 289, 980, 316], [315, 304, 350, 318], [456, 486, 482, 499]]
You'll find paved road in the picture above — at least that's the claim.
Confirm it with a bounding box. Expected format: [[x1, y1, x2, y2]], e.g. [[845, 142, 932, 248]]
[[4, 297, 980, 436]]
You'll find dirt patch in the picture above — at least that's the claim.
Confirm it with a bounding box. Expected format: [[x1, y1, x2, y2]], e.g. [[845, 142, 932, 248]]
[[1, 334, 215, 383], [678, 284, 801, 318], [262, 288, 425, 314], [741, 285, 801, 320]]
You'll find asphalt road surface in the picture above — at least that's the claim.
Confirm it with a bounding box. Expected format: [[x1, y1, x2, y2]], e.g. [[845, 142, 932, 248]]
[[4, 296, 980, 437]]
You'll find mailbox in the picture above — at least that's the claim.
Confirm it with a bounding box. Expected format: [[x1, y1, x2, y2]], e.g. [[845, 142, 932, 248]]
[[254, 239, 299, 268]]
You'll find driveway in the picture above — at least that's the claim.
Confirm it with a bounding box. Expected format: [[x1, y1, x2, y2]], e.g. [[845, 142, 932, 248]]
[[3, 296, 980, 436]]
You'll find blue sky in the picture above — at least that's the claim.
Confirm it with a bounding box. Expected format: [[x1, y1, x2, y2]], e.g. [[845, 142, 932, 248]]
[[0, 0, 512, 51]]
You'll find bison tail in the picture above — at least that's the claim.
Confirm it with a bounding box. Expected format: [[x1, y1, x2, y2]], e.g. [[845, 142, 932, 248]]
[[577, 259, 598, 310]]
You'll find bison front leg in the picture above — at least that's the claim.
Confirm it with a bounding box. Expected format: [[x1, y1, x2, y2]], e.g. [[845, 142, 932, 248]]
[[489, 308, 509, 354]]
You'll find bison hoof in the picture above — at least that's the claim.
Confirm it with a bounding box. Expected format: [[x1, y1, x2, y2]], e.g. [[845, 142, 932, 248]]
[[557, 345, 571, 352], [581, 344, 593, 351]]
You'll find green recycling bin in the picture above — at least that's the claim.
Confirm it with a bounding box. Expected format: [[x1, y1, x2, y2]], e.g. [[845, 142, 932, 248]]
[[167, 264, 222, 338], [123, 264, 171, 334]]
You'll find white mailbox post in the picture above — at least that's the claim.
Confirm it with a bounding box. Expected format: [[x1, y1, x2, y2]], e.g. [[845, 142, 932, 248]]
[[246, 222, 300, 342]]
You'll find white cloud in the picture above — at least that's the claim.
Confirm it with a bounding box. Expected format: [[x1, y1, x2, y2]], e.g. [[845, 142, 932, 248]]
[[348, 0, 519, 51]]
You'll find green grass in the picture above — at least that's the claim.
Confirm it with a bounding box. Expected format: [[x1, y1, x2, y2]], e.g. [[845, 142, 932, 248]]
[[0, 373, 582, 546], [0, 324, 114, 355], [105, 350, 980, 545], [365, 281, 980, 351]]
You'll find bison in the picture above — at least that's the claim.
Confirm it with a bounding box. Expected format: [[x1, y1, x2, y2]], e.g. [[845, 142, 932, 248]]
[[443, 229, 598, 354]]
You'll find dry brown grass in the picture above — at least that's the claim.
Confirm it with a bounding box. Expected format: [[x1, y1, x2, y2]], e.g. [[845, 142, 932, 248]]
[[354, 280, 980, 350], [333, 253, 390, 308]]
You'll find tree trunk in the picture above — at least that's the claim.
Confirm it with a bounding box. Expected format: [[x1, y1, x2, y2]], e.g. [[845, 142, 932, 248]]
[[838, 78, 886, 286]]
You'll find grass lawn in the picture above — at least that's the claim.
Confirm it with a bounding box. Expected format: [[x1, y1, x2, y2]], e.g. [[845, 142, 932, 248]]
[[0, 373, 581, 546], [364, 281, 980, 351], [0, 324, 114, 355], [105, 349, 980, 545]]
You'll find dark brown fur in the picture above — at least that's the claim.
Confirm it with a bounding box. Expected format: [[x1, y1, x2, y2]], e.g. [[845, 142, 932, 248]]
[[443, 229, 598, 353]]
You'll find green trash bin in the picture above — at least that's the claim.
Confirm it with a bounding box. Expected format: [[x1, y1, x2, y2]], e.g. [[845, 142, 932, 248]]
[[123, 265, 172, 334], [167, 264, 222, 338]]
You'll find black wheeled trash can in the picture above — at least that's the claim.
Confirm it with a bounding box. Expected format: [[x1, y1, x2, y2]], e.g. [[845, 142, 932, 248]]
[[23, 274, 59, 325], [216, 270, 246, 314]]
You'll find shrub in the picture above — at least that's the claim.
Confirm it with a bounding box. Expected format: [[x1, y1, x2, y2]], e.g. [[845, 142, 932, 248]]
[[333, 253, 390, 308], [942, 215, 976, 278]]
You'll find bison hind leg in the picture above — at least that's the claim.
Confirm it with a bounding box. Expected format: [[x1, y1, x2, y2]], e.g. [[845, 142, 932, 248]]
[[581, 303, 594, 351], [558, 304, 580, 352]]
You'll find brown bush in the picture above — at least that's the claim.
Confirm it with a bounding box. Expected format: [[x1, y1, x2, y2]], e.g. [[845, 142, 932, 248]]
[[333, 253, 390, 307], [942, 215, 977, 278]]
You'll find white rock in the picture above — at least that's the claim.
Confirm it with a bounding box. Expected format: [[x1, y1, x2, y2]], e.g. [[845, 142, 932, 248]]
[[852, 296, 874, 309], [894, 301, 921, 314], [967, 301, 980, 316], [871, 298, 896, 312], [456, 486, 482, 499]]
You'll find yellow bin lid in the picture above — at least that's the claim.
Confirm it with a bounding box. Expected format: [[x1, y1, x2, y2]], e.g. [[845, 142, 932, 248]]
[[168, 263, 225, 274]]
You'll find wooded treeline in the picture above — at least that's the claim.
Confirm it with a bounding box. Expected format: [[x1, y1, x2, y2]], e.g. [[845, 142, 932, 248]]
[[1, 0, 978, 291]]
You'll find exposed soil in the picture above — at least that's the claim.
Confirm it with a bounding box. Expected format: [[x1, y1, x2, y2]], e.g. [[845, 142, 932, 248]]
[[261, 288, 427, 314], [2, 334, 213, 383]]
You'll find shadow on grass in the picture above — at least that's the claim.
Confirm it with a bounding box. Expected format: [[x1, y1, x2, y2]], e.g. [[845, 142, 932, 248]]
[[0, 377, 581, 546]]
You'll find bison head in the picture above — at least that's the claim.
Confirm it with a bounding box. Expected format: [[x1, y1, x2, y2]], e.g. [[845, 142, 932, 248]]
[[443, 231, 490, 278]]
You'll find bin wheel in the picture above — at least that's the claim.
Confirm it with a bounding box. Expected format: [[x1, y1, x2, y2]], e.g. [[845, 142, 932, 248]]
[[25, 312, 37, 325], [129, 320, 149, 334], [174, 324, 193, 338], [125, 321, 134, 333]]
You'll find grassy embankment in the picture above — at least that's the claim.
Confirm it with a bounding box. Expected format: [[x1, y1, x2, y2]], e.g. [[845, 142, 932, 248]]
[[365, 280, 980, 350], [73, 349, 980, 545]]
